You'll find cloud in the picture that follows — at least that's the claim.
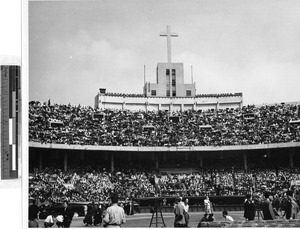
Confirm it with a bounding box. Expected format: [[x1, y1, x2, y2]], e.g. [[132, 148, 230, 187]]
[[30, 29, 142, 105], [176, 50, 300, 105]]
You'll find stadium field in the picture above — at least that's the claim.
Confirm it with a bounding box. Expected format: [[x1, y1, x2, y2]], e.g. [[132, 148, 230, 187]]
[[36, 211, 250, 227]]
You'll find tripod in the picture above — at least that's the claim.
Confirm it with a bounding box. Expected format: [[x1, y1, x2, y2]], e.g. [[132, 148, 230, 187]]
[[149, 197, 166, 227]]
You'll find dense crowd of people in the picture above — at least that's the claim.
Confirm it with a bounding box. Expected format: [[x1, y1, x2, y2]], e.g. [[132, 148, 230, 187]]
[[29, 164, 300, 204], [103, 92, 242, 98], [194, 93, 242, 98], [28, 101, 300, 226], [29, 101, 300, 146]]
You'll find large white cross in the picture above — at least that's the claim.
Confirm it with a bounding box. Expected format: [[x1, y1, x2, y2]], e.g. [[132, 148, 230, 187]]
[[160, 25, 178, 63]]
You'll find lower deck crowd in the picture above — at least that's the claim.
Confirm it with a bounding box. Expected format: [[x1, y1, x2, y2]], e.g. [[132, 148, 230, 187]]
[[29, 163, 300, 204]]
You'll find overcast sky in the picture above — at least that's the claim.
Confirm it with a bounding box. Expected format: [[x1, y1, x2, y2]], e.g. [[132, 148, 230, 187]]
[[29, 0, 300, 106]]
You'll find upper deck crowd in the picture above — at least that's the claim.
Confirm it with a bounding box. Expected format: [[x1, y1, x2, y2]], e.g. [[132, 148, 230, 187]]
[[29, 101, 300, 146]]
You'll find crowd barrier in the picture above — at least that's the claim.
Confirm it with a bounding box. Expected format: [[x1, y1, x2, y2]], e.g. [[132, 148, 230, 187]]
[[139, 205, 244, 214], [136, 196, 246, 207], [50, 196, 246, 217]]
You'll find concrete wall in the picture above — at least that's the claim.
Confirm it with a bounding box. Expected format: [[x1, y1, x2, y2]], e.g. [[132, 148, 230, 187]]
[[29, 141, 300, 152], [145, 62, 196, 97], [157, 63, 184, 84], [95, 94, 243, 112]]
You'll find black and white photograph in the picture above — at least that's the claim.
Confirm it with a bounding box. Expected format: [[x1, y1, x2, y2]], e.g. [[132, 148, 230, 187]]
[[22, 0, 300, 227]]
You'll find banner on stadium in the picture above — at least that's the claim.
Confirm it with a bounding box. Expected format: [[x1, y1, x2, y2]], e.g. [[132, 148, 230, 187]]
[[199, 125, 212, 129], [289, 119, 300, 125], [63, 183, 74, 190], [143, 125, 155, 132], [93, 112, 105, 120], [169, 116, 180, 123], [291, 180, 300, 186], [49, 118, 63, 128], [243, 113, 255, 120]]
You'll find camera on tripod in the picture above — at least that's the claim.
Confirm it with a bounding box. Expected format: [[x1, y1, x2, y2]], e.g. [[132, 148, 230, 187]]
[[148, 175, 165, 227]]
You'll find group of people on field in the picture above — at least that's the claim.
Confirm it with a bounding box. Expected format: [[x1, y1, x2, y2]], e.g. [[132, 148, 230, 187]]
[[29, 194, 126, 228], [174, 197, 190, 227], [29, 189, 299, 228], [173, 195, 234, 227], [243, 190, 299, 221]]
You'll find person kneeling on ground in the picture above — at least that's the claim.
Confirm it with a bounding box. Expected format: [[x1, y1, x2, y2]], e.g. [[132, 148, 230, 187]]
[[222, 210, 234, 222], [44, 211, 56, 228], [197, 213, 209, 227], [207, 213, 215, 222]]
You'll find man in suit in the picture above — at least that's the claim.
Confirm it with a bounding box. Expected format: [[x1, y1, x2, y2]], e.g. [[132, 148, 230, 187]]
[[284, 190, 299, 219], [174, 197, 186, 227], [29, 199, 39, 228], [62, 201, 74, 228], [244, 194, 256, 220], [261, 192, 275, 220]]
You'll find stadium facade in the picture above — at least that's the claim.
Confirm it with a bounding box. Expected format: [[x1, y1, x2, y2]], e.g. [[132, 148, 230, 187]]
[[29, 141, 300, 173], [30, 27, 300, 173], [95, 25, 243, 112]]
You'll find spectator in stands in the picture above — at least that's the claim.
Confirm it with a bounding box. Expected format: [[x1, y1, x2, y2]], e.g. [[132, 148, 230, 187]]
[[261, 192, 276, 220], [244, 194, 255, 220], [28, 102, 300, 147], [28, 164, 300, 204], [222, 210, 234, 222]]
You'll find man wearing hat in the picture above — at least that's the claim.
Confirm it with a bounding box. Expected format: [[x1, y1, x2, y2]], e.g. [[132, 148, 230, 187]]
[[244, 194, 255, 220]]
